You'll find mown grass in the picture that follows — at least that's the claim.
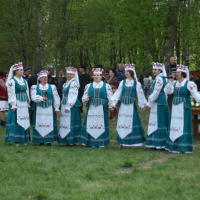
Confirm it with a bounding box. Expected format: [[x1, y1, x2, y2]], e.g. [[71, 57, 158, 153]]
[[0, 108, 200, 200]]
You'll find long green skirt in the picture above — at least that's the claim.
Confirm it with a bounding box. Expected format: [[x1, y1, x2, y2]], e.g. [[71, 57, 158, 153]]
[[32, 106, 58, 143], [117, 102, 145, 146], [58, 106, 81, 145], [79, 106, 110, 147], [165, 106, 193, 153], [146, 104, 170, 149], [5, 105, 30, 143]]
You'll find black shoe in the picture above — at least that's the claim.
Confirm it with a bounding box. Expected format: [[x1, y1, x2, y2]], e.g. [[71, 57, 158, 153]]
[[1, 120, 6, 127], [46, 143, 52, 146], [39, 143, 44, 146]]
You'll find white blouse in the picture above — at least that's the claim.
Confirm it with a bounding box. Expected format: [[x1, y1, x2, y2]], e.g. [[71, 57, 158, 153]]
[[31, 83, 60, 111], [62, 78, 79, 111], [164, 79, 200, 103], [7, 76, 30, 109], [82, 81, 113, 106], [111, 79, 147, 109], [147, 73, 165, 107]]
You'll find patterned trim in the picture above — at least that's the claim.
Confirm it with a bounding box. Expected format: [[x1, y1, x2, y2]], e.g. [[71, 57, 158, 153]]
[[88, 115, 104, 118], [117, 124, 131, 129], [87, 125, 104, 129]]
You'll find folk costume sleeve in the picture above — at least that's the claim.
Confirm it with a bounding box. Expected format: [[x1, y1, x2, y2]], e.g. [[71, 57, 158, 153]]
[[0, 85, 7, 96], [187, 81, 200, 103], [7, 79, 17, 109], [106, 83, 114, 107], [31, 85, 43, 103], [147, 77, 163, 107], [110, 80, 123, 106], [65, 81, 79, 111], [136, 81, 147, 109], [82, 83, 90, 103], [51, 85, 60, 111], [25, 79, 30, 107], [164, 81, 174, 94]]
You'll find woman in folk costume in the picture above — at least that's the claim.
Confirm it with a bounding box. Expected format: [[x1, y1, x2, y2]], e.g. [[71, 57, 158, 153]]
[[110, 64, 147, 148], [58, 67, 82, 146], [145, 62, 170, 149], [79, 68, 113, 147], [5, 63, 30, 146], [31, 69, 60, 145], [164, 65, 200, 153], [0, 70, 8, 126]]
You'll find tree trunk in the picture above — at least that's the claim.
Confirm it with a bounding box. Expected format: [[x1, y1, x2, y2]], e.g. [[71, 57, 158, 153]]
[[59, 1, 67, 68], [163, 0, 180, 66]]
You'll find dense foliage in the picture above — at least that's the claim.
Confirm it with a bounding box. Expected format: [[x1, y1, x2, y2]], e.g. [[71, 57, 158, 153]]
[[0, 0, 199, 74]]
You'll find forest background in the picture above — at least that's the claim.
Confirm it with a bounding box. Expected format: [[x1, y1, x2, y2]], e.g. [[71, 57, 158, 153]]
[[0, 0, 199, 75]]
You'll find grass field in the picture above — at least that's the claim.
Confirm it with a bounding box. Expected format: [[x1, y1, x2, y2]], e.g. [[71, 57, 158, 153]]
[[0, 108, 200, 200]]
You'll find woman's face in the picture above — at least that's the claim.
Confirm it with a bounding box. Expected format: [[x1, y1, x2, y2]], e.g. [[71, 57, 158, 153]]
[[67, 73, 74, 81], [94, 74, 102, 82], [109, 70, 114, 78], [125, 70, 131, 78], [39, 76, 48, 84], [176, 71, 182, 80], [152, 69, 160, 76], [15, 69, 24, 77]]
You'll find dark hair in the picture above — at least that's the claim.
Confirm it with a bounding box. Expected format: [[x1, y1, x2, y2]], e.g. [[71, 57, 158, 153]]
[[109, 69, 117, 77], [127, 70, 137, 83], [181, 72, 187, 78], [59, 69, 63, 72], [79, 66, 86, 70], [13, 69, 20, 76], [146, 74, 149, 78], [95, 64, 103, 69]]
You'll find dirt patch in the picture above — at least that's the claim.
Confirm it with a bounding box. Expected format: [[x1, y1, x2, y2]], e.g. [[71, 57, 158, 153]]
[[194, 141, 200, 149], [116, 168, 133, 174], [138, 154, 174, 169]]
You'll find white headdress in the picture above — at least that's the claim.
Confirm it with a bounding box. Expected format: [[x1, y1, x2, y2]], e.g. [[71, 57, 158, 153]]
[[65, 67, 80, 88], [37, 69, 48, 81], [6, 62, 23, 87], [124, 63, 138, 81], [152, 62, 167, 77], [176, 64, 189, 81], [92, 68, 104, 75]]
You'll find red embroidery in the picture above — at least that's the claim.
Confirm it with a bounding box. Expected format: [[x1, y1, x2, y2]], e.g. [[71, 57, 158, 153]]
[[190, 84, 196, 90]]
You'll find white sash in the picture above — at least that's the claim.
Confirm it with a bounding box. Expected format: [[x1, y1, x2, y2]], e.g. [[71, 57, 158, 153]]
[[86, 105, 105, 139], [35, 106, 54, 137], [117, 103, 133, 139], [16, 100, 30, 130], [147, 102, 158, 136], [59, 104, 71, 138], [169, 103, 184, 142]]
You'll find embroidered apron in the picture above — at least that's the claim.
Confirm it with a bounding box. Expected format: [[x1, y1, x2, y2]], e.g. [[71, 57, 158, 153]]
[[117, 80, 135, 139], [86, 83, 108, 139], [35, 84, 54, 137], [13, 78, 30, 130], [59, 81, 73, 139], [147, 75, 166, 136], [169, 81, 191, 142]]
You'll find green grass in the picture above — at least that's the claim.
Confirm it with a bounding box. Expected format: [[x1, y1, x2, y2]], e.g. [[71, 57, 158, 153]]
[[0, 108, 200, 200]]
